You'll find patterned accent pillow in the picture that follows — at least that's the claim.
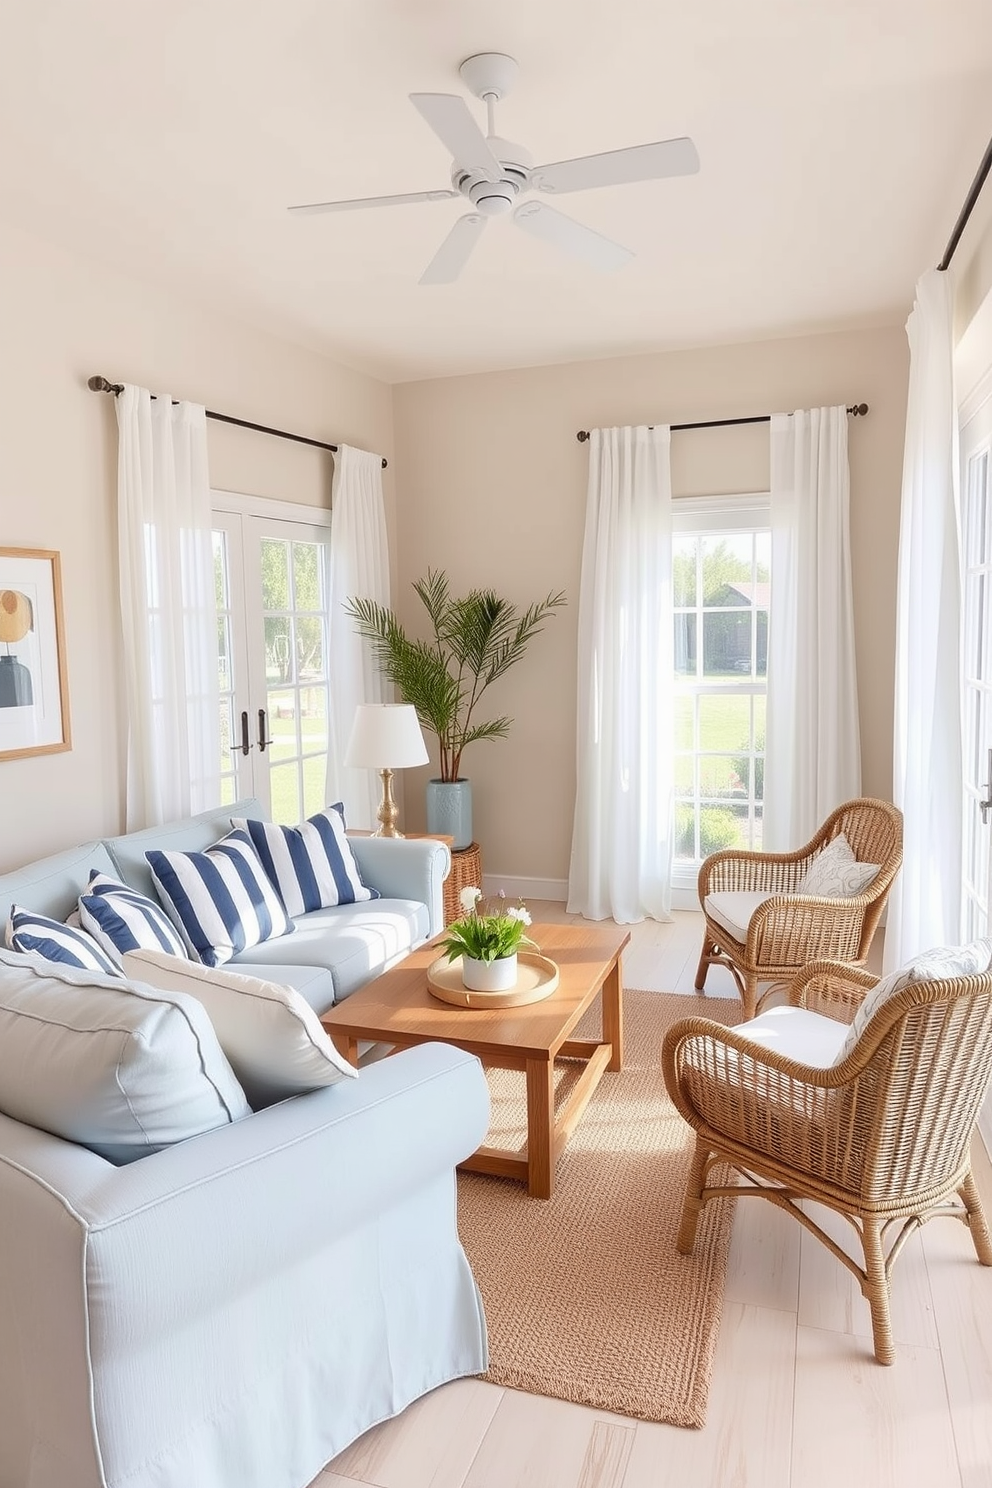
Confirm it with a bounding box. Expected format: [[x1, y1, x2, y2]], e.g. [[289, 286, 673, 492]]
[[230, 803, 379, 918], [797, 833, 880, 898], [5, 905, 123, 977], [838, 937, 992, 1062], [146, 829, 293, 968], [78, 871, 189, 964]]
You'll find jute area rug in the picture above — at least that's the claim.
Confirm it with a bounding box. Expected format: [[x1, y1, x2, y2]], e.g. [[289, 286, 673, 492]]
[[456, 990, 740, 1428]]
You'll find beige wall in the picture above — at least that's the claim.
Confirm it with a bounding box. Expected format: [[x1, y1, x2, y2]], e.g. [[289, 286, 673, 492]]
[[0, 221, 392, 872], [393, 326, 909, 886]]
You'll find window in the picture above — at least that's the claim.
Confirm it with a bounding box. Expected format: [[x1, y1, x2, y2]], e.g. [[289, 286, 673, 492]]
[[672, 496, 770, 880]]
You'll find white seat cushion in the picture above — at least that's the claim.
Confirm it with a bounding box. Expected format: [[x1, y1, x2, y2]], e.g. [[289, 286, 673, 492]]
[[0, 947, 250, 1163], [704, 891, 772, 942], [734, 1005, 849, 1069], [123, 949, 358, 1109]]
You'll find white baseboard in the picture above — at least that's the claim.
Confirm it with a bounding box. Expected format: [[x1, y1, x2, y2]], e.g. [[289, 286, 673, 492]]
[[480, 874, 704, 914], [482, 873, 569, 903]]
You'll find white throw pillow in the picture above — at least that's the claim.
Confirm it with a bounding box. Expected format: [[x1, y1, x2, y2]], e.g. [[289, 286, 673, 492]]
[[797, 833, 880, 898], [123, 948, 358, 1109], [146, 828, 293, 967], [838, 937, 992, 1062], [0, 947, 251, 1163], [230, 804, 378, 917]]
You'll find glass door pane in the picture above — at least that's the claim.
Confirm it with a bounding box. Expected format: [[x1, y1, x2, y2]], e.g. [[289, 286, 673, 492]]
[[212, 506, 332, 823]]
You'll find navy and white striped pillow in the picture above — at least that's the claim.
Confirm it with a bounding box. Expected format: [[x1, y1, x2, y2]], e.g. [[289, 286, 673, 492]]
[[5, 905, 123, 977], [146, 829, 293, 968], [78, 871, 189, 964], [231, 804, 378, 917]]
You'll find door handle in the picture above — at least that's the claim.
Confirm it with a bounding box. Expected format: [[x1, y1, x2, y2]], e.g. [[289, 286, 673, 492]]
[[258, 708, 270, 753], [229, 710, 251, 756], [981, 747, 992, 825]]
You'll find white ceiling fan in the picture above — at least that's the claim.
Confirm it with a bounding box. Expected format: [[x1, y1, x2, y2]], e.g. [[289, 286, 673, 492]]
[[288, 53, 700, 284]]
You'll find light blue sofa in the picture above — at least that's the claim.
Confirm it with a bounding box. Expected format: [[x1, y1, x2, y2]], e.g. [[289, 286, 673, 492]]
[[0, 804, 490, 1488], [0, 796, 451, 1013]]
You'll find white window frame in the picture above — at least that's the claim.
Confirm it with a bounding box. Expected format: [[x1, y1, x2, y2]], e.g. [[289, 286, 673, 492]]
[[671, 493, 771, 906]]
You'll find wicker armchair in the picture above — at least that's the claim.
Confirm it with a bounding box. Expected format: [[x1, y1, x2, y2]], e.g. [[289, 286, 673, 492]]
[[662, 959, 992, 1364], [695, 797, 903, 1019]]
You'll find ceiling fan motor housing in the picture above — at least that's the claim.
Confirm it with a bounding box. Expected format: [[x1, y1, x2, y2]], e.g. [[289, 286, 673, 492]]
[[452, 136, 531, 216]]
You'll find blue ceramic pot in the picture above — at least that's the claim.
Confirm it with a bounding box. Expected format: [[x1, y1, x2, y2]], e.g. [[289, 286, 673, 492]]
[[425, 778, 473, 850]]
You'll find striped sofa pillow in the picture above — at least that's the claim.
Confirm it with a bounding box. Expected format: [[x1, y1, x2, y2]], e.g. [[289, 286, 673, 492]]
[[5, 905, 123, 977], [146, 829, 293, 968], [231, 804, 379, 918], [78, 871, 189, 964]]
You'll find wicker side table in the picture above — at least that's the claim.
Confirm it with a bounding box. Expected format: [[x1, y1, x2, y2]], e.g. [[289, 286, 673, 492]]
[[442, 842, 483, 926]]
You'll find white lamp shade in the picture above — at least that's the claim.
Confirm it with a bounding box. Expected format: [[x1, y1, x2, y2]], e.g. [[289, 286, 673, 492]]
[[343, 704, 429, 769]]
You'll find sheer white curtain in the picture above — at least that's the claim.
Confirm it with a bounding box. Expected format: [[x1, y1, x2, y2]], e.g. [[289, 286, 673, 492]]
[[115, 384, 219, 828], [764, 406, 861, 850], [884, 270, 963, 970], [567, 425, 674, 923], [326, 444, 390, 828]]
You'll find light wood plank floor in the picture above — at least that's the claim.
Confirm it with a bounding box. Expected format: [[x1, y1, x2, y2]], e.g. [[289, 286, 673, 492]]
[[313, 907, 992, 1488]]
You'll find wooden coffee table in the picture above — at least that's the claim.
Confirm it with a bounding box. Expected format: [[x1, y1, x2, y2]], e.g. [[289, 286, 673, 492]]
[[321, 922, 629, 1199]]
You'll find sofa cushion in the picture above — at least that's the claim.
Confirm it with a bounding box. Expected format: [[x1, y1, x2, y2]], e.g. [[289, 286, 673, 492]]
[[5, 905, 122, 977], [797, 832, 880, 897], [0, 841, 119, 944], [102, 797, 264, 903], [704, 891, 773, 942], [838, 937, 992, 1061], [78, 871, 189, 963], [123, 950, 357, 1109], [230, 898, 430, 1003], [147, 829, 293, 968], [0, 948, 251, 1163], [231, 804, 379, 915]]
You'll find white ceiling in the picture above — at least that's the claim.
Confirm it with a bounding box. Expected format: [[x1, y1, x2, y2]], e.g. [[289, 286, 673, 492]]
[[2, 1, 991, 383]]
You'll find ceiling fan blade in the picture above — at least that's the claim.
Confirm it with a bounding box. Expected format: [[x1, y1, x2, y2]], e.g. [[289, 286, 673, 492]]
[[532, 137, 700, 195], [288, 188, 458, 215], [419, 213, 487, 284], [409, 93, 502, 180], [512, 201, 633, 272]]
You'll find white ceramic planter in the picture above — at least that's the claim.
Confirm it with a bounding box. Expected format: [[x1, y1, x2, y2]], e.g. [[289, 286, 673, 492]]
[[461, 953, 518, 992]]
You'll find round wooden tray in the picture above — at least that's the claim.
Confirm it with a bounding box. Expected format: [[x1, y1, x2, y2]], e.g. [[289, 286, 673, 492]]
[[426, 952, 560, 1009]]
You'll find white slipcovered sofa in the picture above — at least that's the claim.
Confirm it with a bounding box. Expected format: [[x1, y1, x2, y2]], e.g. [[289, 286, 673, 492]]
[[0, 803, 489, 1488]]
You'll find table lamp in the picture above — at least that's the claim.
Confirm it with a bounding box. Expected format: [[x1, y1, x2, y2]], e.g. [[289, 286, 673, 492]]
[[343, 703, 429, 837]]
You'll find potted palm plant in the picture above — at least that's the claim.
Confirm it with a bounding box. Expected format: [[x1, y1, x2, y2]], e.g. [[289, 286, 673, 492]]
[[344, 570, 565, 848]]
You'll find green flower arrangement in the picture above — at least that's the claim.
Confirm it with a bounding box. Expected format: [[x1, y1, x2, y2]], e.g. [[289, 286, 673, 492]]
[[439, 887, 538, 964]]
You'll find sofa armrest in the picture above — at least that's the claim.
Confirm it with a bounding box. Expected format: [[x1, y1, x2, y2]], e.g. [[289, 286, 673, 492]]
[[349, 836, 450, 939], [0, 1042, 488, 1487]]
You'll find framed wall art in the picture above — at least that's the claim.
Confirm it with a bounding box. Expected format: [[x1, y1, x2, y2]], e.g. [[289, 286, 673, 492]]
[[0, 547, 71, 761]]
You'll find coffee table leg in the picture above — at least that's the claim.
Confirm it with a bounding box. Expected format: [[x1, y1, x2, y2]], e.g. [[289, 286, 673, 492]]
[[602, 958, 624, 1072], [525, 1056, 555, 1199]]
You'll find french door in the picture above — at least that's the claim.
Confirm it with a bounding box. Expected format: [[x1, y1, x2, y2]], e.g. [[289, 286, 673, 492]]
[[212, 496, 332, 823], [960, 382, 992, 944]]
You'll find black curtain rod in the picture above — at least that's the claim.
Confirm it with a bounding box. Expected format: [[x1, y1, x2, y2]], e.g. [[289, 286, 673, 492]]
[[938, 134, 992, 273], [575, 403, 869, 443], [87, 376, 387, 469]]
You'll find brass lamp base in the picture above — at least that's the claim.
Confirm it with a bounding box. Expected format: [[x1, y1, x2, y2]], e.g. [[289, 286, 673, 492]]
[[373, 767, 405, 838]]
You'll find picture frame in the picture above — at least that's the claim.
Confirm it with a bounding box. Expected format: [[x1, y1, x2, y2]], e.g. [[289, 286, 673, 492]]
[[0, 547, 71, 761]]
